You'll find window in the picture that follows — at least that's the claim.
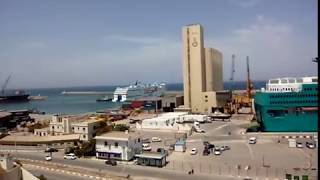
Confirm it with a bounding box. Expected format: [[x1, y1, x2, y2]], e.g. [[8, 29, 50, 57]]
[[104, 141, 108, 146], [288, 79, 295, 83], [312, 78, 318, 82], [296, 78, 303, 83], [138, 138, 140, 143], [83, 127, 86, 131], [205, 100, 208, 102], [83, 135, 86, 138], [52, 126, 54, 129], [281, 79, 288, 84], [115, 142, 118, 147], [270, 79, 279, 84], [205, 95, 208, 98]]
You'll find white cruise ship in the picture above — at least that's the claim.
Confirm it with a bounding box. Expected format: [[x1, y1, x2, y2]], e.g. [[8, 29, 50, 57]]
[[112, 82, 166, 102]]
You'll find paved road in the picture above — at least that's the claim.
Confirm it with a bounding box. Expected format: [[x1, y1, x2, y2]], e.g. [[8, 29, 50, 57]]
[[14, 151, 240, 180]]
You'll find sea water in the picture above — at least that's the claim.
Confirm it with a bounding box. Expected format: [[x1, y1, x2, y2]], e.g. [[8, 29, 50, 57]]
[[0, 81, 265, 114]]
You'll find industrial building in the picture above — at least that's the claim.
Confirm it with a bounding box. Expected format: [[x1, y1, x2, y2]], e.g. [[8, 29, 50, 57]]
[[181, 24, 229, 114]]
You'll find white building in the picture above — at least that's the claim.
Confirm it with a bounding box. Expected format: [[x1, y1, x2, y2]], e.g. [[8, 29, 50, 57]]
[[95, 131, 142, 161], [35, 114, 103, 141], [136, 112, 192, 133]]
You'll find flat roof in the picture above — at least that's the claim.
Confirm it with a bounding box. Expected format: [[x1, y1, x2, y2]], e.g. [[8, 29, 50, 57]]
[[135, 152, 166, 159], [0, 112, 11, 118], [95, 131, 140, 140], [0, 134, 80, 144]]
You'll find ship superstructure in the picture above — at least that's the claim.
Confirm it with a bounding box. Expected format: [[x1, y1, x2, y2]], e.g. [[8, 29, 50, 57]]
[[254, 76, 318, 132], [112, 82, 166, 102]]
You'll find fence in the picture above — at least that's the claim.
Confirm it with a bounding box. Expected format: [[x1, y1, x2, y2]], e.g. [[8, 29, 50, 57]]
[[165, 160, 318, 179]]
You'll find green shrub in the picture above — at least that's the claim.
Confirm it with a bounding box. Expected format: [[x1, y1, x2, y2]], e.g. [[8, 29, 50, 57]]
[[113, 124, 129, 132]]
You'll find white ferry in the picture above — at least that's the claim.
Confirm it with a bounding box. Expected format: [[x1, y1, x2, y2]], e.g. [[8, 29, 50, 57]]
[[112, 82, 166, 102]]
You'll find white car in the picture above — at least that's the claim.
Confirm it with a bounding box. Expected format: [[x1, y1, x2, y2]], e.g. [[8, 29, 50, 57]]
[[296, 142, 303, 148], [214, 150, 221, 155], [248, 137, 257, 144], [142, 143, 152, 151], [64, 153, 77, 160], [151, 137, 162, 142], [45, 155, 52, 161], [190, 148, 197, 155]]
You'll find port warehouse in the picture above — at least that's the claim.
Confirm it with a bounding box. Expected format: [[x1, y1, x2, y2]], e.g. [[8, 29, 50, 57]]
[[0, 110, 34, 133]]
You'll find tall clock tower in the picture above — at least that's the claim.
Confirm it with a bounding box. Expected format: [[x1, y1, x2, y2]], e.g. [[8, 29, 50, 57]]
[[182, 24, 206, 113]]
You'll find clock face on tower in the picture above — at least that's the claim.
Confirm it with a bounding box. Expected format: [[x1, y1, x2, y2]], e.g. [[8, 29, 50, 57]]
[[192, 37, 198, 47]]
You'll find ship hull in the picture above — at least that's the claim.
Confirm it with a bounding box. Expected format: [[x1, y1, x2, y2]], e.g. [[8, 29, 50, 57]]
[[0, 94, 30, 103]]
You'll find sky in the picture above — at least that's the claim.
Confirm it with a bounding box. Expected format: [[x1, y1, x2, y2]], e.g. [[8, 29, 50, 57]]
[[0, 0, 318, 89]]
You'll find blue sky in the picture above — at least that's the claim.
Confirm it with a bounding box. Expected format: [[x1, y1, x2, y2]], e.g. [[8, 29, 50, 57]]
[[0, 0, 317, 89]]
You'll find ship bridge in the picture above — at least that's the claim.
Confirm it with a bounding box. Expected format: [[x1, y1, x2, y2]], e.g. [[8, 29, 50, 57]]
[[264, 76, 317, 93]]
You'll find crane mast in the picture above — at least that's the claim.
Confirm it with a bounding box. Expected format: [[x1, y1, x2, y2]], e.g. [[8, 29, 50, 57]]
[[246, 56, 252, 99], [1, 75, 11, 95]]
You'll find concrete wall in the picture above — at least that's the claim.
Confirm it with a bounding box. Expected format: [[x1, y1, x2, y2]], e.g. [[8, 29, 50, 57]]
[[0, 165, 22, 180], [21, 167, 39, 180], [203, 91, 217, 113], [212, 48, 223, 91]]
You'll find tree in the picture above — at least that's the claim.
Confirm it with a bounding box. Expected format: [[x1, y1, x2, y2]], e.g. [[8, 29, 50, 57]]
[[113, 124, 129, 132]]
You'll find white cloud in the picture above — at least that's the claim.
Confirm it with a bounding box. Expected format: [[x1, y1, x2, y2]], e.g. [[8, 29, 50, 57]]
[[206, 16, 317, 81]]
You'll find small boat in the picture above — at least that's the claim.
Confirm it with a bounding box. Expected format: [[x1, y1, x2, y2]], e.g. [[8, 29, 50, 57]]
[[28, 94, 48, 100], [96, 96, 112, 102]]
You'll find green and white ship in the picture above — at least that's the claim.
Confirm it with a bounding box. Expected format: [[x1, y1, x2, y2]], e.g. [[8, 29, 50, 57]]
[[254, 76, 318, 132]]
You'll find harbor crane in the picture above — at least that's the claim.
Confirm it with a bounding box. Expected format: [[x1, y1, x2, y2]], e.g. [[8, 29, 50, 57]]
[[246, 56, 253, 100], [230, 54, 235, 89], [1, 75, 11, 95]]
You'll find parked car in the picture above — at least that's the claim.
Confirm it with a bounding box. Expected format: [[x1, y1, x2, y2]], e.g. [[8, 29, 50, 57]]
[[248, 137, 257, 144], [306, 142, 315, 149], [214, 146, 220, 151], [190, 148, 197, 155], [296, 142, 303, 148], [204, 144, 215, 149], [45, 147, 58, 153], [214, 150, 221, 155], [220, 145, 230, 151], [142, 143, 152, 151], [151, 137, 162, 142], [105, 159, 117, 166], [45, 155, 52, 161], [203, 149, 210, 156], [169, 144, 175, 150], [64, 153, 77, 160]]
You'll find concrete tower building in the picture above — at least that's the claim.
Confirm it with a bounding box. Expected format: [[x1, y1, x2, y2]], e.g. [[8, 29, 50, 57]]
[[182, 24, 206, 113], [204, 48, 223, 91], [182, 24, 225, 113]]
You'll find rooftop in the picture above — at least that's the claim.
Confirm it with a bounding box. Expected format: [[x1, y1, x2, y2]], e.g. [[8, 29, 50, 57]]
[[95, 131, 140, 140], [0, 134, 80, 144], [135, 152, 166, 159]]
